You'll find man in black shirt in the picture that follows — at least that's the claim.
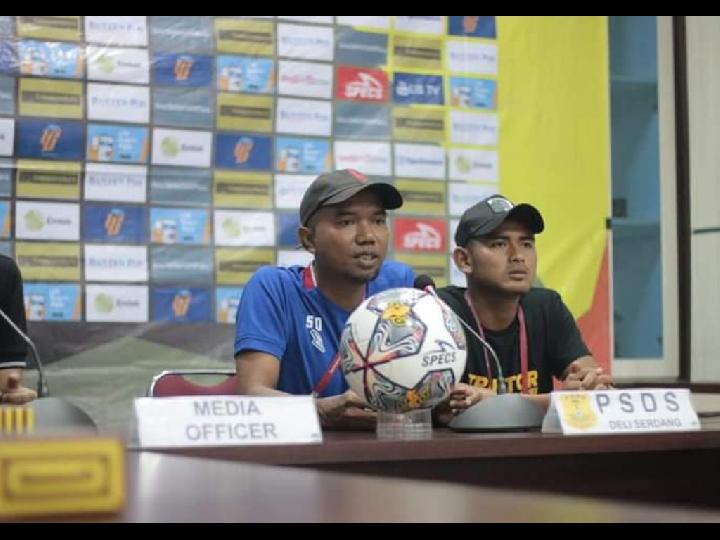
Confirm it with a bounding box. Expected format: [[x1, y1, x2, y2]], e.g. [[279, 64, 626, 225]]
[[437, 194, 612, 415], [0, 254, 37, 404]]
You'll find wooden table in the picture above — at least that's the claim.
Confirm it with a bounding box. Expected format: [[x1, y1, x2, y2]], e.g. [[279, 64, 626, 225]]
[[108, 451, 720, 522], [140, 421, 720, 508]]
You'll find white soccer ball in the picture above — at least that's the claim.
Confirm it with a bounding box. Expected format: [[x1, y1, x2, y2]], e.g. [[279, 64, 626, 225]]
[[339, 288, 467, 413]]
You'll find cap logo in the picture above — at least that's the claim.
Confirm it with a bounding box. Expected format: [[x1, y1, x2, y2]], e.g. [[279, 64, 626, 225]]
[[346, 169, 368, 183], [487, 196, 513, 213]]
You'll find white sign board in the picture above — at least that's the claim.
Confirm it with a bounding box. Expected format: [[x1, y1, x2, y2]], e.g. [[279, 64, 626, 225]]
[[542, 388, 700, 435], [134, 395, 323, 447]]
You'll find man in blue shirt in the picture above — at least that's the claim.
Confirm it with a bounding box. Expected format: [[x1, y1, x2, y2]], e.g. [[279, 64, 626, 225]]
[[234, 169, 415, 429]]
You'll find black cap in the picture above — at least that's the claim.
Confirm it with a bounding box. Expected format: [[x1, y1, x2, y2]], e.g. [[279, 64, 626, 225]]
[[454, 194, 544, 247], [299, 169, 403, 226]]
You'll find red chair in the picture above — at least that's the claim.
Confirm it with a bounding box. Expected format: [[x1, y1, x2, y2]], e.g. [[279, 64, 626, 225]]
[[147, 369, 238, 397]]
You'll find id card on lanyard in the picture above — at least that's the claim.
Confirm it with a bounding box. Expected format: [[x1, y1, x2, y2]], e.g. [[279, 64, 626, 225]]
[[464, 291, 530, 394]]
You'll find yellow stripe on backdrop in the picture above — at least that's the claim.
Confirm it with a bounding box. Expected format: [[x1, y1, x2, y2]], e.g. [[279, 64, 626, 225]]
[[497, 16, 610, 317]]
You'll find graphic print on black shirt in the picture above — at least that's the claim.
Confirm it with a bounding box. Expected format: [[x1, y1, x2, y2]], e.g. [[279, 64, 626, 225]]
[[437, 285, 590, 394]]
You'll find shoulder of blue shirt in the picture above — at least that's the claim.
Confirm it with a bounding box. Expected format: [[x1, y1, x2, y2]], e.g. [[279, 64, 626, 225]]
[[245, 260, 415, 291]]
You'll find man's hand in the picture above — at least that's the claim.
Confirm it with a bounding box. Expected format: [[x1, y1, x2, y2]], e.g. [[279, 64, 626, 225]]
[[563, 359, 614, 391], [433, 382, 496, 426], [315, 390, 376, 430], [447, 382, 496, 411], [0, 370, 37, 405]]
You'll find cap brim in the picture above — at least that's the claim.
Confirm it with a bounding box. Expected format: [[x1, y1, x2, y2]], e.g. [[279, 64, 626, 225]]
[[323, 183, 403, 210], [508, 204, 544, 233]]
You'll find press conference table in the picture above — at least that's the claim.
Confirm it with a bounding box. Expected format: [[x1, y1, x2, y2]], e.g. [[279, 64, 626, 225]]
[[140, 419, 720, 508], [112, 451, 720, 522]]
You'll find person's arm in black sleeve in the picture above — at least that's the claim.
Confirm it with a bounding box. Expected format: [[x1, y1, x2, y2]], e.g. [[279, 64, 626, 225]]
[[0, 255, 37, 404]]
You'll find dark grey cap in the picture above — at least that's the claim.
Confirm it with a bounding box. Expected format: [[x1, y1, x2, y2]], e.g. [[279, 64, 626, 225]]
[[299, 169, 403, 226], [454, 194, 544, 247]]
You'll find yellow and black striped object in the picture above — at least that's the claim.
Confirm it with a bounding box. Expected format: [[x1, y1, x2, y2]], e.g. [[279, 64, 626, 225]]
[[0, 406, 35, 435]]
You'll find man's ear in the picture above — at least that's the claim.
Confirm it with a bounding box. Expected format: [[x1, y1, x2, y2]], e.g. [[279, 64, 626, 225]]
[[298, 226, 315, 254], [452, 246, 472, 274]]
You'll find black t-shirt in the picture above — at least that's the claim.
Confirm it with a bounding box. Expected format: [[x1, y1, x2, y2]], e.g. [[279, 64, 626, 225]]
[[437, 286, 590, 394], [0, 255, 28, 368]]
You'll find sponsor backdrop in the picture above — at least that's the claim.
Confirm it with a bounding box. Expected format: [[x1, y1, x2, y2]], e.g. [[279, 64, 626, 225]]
[[0, 17, 609, 428]]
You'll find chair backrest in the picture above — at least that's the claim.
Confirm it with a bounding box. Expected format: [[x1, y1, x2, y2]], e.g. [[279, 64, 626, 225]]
[[147, 369, 238, 397]]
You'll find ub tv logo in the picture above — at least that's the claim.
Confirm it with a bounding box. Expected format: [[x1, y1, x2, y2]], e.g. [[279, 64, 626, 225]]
[[40, 124, 62, 152], [174, 55, 194, 82]]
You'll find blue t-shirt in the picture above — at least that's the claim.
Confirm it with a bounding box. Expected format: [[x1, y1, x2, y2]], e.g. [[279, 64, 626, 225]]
[[234, 261, 415, 397]]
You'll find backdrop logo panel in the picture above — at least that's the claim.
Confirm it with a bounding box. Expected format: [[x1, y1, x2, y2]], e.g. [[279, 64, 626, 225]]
[[84, 245, 148, 282], [85, 163, 147, 203], [86, 46, 150, 84], [0, 16, 610, 371], [23, 283, 81, 321], [83, 204, 147, 244], [16, 119, 84, 160]]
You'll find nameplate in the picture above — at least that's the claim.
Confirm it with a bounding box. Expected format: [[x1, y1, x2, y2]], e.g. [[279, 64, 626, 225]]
[[134, 395, 323, 448], [541, 388, 701, 435], [0, 437, 125, 518]]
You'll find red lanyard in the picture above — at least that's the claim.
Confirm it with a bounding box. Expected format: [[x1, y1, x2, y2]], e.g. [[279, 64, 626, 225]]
[[313, 353, 341, 396], [305, 263, 365, 397], [464, 291, 529, 394]]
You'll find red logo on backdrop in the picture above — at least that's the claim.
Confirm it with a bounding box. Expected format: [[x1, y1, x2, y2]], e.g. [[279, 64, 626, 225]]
[[394, 219, 447, 252], [336, 66, 388, 102]]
